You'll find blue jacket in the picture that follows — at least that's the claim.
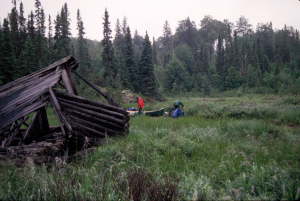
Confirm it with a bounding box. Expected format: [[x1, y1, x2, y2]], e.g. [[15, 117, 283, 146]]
[[172, 108, 184, 118]]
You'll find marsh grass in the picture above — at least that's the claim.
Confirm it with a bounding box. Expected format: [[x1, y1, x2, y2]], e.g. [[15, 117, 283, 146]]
[[1, 95, 300, 200]]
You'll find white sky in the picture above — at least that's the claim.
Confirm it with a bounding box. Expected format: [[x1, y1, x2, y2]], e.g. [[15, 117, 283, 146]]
[[1, 0, 300, 41]]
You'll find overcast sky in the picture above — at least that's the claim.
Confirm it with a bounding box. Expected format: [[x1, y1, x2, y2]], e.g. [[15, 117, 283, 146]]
[[1, 0, 300, 41]]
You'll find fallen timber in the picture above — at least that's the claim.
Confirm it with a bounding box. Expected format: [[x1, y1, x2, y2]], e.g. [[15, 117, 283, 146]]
[[0, 56, 129, 165]]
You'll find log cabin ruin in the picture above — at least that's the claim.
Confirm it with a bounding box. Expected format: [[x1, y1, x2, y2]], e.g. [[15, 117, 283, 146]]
[[0, 56, 130, 165]]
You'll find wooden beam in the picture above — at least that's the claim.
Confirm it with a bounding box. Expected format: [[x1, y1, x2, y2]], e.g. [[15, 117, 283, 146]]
[[64, 63, 78, 95], [61, 66, 74, 94], [71, 70, 119, 107], [49, 88, 72, 133], [22, 112, 38, 142], [49, 92, 66, 137]]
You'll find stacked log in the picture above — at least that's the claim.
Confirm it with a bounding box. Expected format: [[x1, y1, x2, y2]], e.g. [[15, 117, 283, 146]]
[[0, 56, 130, 165]]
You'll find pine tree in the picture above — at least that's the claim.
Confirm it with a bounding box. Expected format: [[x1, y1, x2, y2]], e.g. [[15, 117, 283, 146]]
[[233, 30, 240, 70], [27, 11, 35, 40], [152, 37, 158, 66], [274, 42, 282, 75], [101, 8, 117, 86], [18, 1, 27, 60], [60, 3, 71, 57], [76, 9, 91, 76], [9, 0, 19, 59], [0, 19, 15, 84], [202, 45, 209, 75], [123, 27, 136, 90], [114, 18, 123, 59], [162, 20, 173, 66], [216, 34, 224, 77], [20, 36, 37, 75], [35, 0, 47, 68], [139, 32, 157, 96], [47, 14, 53, 64]]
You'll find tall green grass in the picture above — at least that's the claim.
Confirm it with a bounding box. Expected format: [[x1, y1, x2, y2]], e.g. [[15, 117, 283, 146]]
[[1, 95, 300, 200]]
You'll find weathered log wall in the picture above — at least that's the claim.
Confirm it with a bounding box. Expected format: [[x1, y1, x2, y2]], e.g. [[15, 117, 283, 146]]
[[0, 56, 130, 164]]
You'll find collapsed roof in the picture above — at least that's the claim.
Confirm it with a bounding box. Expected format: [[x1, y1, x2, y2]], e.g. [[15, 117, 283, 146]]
[[0, 56, 130, 164]]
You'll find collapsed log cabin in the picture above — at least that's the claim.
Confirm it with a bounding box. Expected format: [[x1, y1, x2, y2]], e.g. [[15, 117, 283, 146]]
[[0, 56, 130, 164]]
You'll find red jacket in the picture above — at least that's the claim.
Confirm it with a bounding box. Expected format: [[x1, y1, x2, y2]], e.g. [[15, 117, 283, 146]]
[[138, 97, 144, 109]]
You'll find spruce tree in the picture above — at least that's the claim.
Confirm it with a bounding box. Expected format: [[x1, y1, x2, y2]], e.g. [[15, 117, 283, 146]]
[[139, 32, 157, 97], [18, 1, 27, 60], [48, 14, 53, 64], [0, 19, 15, 84], [20, 36, 37, 75], [124, 27, 136, 90], [202, 45, 209, 75], [152, 37, 158, 66], [9, 0, 19, 60], [216, 34, 224, 77], [101, 8, 117, 86], [76, 9, 91, 76]]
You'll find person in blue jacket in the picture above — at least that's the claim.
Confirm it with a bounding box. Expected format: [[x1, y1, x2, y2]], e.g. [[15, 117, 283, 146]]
[[170, 100, 184, 118]]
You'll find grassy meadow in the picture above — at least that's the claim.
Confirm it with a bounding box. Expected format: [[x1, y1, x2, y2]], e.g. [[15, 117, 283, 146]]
[[1, 94, 300, 200]]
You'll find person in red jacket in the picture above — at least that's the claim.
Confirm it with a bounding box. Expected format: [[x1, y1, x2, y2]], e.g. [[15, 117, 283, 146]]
[[137, 96, 144, 115]]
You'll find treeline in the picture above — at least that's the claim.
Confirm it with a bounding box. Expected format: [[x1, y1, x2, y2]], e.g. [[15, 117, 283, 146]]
[[1, 1, 300, 98]]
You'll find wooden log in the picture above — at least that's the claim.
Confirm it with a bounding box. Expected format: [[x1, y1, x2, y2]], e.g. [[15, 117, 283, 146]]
[[22, 111, 38, 142], [60, 101, 126, 126], [72, 122, 106, 138], [67, 114, 119, 136], [49, 87, 72, 133], [5, 121, 23, 147], [37, 132, 63, 141], [55, 90, 127, 115], [64, 63, 78, 95], [58, 97, 128, 121], [61, 67, 74, 94], [1, 137, 7, 148], [62, 108, 127, 131], [71, 70, 106, 98], [49, 98, 66, 137], [2, 117, 29, 146]]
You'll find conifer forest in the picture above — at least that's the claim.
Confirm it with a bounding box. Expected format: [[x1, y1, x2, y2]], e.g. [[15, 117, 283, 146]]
[[1, 1, 300, 200], [1, 1, 300, 98]]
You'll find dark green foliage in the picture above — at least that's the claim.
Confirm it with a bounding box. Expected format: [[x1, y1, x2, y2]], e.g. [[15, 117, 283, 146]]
[[76, 9, 91, 77], [164, 57, 190, 92], [139, 32, 157, 97], [246, 64, 257, 88], [0, 19, 15, 84], [174, 44, 195, 76], [124, 27, 136, 90], [19, 36, 37, 75], [225, 66, 244, 89], [202, 74, 211, 96], [101, 8, 117, 86]]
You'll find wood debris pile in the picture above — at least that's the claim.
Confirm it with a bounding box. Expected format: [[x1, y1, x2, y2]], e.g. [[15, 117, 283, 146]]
[[0, 56, 129, 165]]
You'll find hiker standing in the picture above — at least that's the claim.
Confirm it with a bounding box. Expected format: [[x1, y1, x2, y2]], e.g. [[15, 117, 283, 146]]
[[138, 96, 144, 115]]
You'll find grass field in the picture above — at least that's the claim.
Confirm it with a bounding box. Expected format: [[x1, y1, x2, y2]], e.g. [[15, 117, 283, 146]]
[[1, 94, 300, 200]]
